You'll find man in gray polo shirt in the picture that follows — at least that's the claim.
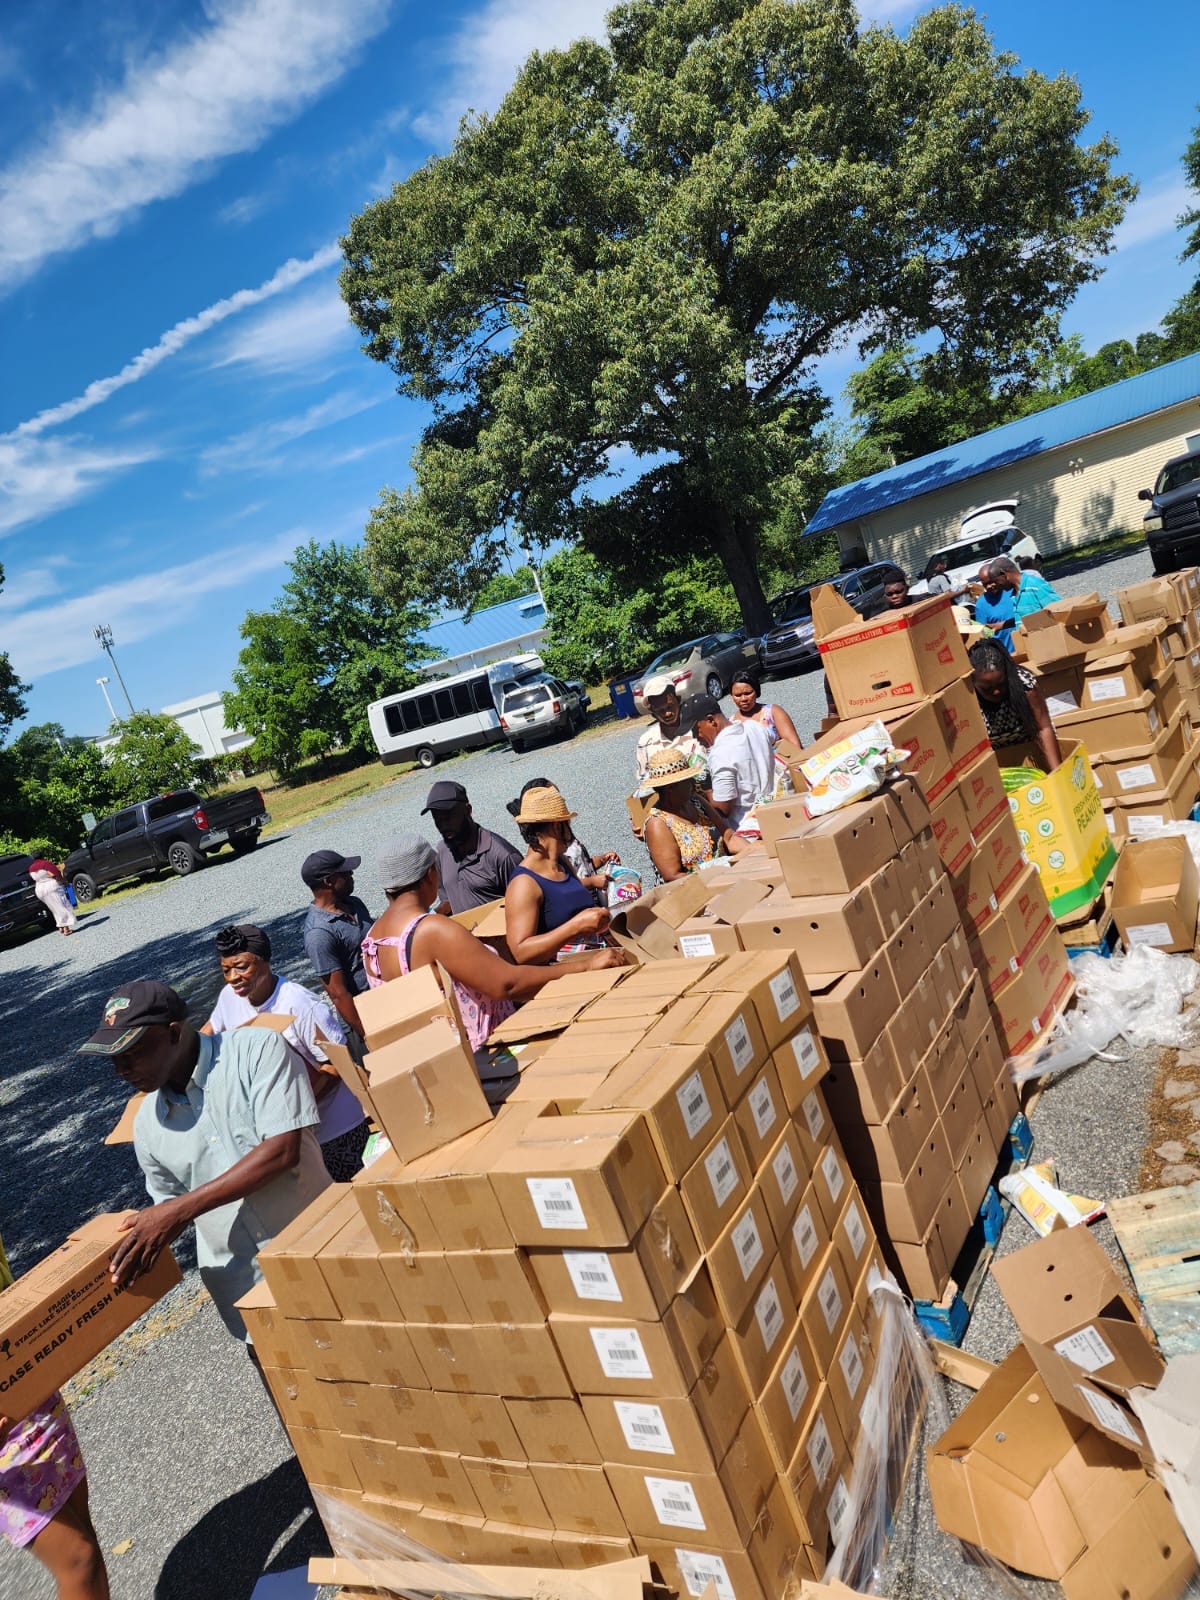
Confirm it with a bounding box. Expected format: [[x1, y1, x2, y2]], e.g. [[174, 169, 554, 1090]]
[[423, 780, 520, 914], [81, 980, 330, 1343]]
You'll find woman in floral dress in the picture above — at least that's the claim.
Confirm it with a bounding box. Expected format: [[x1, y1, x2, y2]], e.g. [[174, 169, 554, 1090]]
[[0, 1227, 109, 1598]]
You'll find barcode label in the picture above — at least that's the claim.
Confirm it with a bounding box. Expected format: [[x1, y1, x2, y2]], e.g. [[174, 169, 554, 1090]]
[[749, 1076, 778, 1140], [591, 1326, 653, 1380], [792, 1206, 818, 1269], [705, 1137, 740, 1208], [733, 1210, 764, 1280], [1076, 1384, 1140, 1446], [679, 933, 716, 958], [839, 1335, 864, 1397], [791, 1024, 821, 1084], [565, 1250, 622, 1303], [808, 1416, 834, 1487], [614, 1401, 675, 1456], [828, 1475, 851, 1544], [725, 1015, 754, 1075], [770, 970, 801, 1022], [645, 1476, 706, 1531], [843, 1200, 867, 1260], [527, 1177, 586, 1230], [782, 1346, 810, 1422], [676, 1072, 713, 1140], [1054, 1325, 1116, 1374], [1088, 675, 1126, 702], [675, 1550, 732, 1600], [821, 1146, 845, 1204], [772, 1141, 799, 1205], [802, 1090, 826, 1142], [819, 1268, 843, 1333], [755, 1277, 784, 1352]]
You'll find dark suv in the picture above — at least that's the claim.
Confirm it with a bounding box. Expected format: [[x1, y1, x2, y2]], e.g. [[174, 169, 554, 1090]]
[[759, 563, 895, 675], [0, 854, 54, 941], [1139, 449, 1200, 574]]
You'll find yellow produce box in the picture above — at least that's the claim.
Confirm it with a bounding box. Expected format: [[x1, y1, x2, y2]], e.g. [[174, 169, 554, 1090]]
[[1000, 740, 1117, 917]]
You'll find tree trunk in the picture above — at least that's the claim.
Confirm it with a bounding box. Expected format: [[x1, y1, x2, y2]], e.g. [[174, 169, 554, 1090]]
[[704, 509, 773, 637]]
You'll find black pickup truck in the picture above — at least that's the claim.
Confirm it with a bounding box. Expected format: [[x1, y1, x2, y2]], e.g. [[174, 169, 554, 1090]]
[[64, 787, 271, 901], [0, 854, 55, 941]]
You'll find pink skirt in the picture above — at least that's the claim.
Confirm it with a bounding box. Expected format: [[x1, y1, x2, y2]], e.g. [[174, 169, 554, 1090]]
[[0, 1393, 86, 1548]]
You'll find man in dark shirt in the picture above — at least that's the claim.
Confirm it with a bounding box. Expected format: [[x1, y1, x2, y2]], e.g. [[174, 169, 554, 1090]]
[[300, 849, 373, 1037], [423, 780, 521, 914]]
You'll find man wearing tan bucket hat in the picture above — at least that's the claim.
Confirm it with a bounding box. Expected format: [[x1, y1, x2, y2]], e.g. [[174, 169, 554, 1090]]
[[634, 675, 707, 786], [504, 786, 615, 962], [643, 748, 746, 882]]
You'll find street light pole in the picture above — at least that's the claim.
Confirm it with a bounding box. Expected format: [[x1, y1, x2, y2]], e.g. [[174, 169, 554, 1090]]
[[96, 676, 117, 723], [93, 625, 135, 717]]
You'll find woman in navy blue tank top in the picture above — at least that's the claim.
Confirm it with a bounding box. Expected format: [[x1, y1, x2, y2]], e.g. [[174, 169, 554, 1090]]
[[504, 786, 613, 963]]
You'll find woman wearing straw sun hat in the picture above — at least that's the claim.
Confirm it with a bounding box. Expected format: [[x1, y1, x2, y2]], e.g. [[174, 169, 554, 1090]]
[[505, 786, 615, 963], [644, 748, 747, 882]]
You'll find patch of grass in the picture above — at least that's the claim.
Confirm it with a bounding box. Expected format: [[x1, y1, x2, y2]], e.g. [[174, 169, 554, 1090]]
[[1043, 527, 1146, 571]]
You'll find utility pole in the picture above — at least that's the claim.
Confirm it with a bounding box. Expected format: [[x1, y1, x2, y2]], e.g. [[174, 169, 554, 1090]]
[[93, 625, 135, 717], [96, 676, 117, 724]]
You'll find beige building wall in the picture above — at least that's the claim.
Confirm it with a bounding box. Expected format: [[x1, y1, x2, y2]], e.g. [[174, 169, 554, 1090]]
[[833, 397, 1200, 574]]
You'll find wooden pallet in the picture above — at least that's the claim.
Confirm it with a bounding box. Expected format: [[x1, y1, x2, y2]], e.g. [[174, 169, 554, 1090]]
[[1109, 1181, 1200, 1357]]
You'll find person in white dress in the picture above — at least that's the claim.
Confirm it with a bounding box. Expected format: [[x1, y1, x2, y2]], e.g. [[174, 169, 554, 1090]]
[[28, 858, 77, 935]]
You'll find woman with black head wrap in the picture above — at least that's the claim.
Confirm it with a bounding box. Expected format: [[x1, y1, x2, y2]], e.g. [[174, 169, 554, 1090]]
[[203, 923, 369, 1180], [969, 639, 1062, 773]]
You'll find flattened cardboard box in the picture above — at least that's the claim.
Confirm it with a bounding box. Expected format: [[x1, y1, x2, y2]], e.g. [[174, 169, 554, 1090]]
[[991, 1225, 1165, 1456], [0, 1214, 181, 1420]]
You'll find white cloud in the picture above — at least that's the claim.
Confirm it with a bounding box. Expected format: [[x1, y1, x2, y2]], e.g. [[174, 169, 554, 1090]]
[[0, 434, 159, 536], [208, 279, 355, 374], [9, 245, 340, 440], [1112, 176, 1194, 254], [0, 0, 391, 291], [4, 531, 304, 679], [200, 389, 384, 473]]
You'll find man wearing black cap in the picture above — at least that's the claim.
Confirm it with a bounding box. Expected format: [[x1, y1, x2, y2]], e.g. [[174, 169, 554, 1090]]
[[422, 780, 520, 916], [684, 694, 775, 833], [80, 981, 330, 1344], [300, 848, 373, 1038]]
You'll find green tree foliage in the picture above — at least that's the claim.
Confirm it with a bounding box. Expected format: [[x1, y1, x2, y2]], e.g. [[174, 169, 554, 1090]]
[[0, 564, 29, 741], [0, 725, 114, 856], [225, 540, 429, 776], [104, 713, 205, 802], [344, 0, 1131, 633], [475, 566, 537, 608]]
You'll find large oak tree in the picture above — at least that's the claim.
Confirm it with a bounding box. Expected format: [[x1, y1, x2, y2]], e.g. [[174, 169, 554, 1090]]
[[343, 0, 1132, 633]]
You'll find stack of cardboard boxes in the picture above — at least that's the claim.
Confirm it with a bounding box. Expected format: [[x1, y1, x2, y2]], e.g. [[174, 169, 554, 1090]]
[[240, 952, 892, 1595]]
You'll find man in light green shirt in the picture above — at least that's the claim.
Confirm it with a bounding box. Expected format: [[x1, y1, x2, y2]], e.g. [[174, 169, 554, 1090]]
[[80, 980, 330, 1342]]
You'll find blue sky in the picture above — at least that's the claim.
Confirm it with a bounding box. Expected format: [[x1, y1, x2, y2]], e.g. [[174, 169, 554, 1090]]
[[1, 0, 1196, 738]]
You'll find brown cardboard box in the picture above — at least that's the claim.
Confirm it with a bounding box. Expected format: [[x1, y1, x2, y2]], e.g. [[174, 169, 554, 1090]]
[[526, 1186, 699, 1320], [756, 1314, 819, 1468], [364, 1016, 491, 1163], [1017, 594, 1111, 666], [1093, 708, 1191, 799], [489, 1110, 666, 1248], [956, 750, 1009, 836], [732, 1062, 787, 1172], [781, 1384, 848, 1550], [883, 772, 935, 846], [670, 990, 769, 1105], [798, 1247, 852, 1372], [935, 675, 993, 776], [674, 880, 773, 958], [987, 921, 1073, 1056], [406, 1320, 572, 1400], [725, 1253, 795, 1397], [0, 1212, 183, 1423], [797, 707, 954, 808], [865, 853, 911, 937], [104, 1092, 145, 1145], [1119, 575, 1191, 626], [316, 1212, 404, 1324], [757, 1126, 808, 1241], [582, 1045, 725, 1185], [815, 591, 969, 716], [605, 1409, 774, 1547], [796, 1085, 833, 1174], [505, 1396, 602, 1466], [548, 1274, 723, 1398], [528, 1461, 627, 1537], [927, 1345, 1194, 1600], [640, 1479, 806, 1600], [447, 1248, 546, 1326], [955, 1116, 996, 1219], [1110, 835, 1200, 953], [355, 963, 456, 1050], [406, 1112, 547, 1251], [783, 1185, 830, 1304], [822, 1035, 904, 1126], [864, 1124, 953, 1243], [581, 1333, 749, 1471], [464, 1457, 551, 1528], [1055, 687, 1166, 755], [290, 1427, 362, 1494], [826, 1313, 875, 1452], [838, 1065, 938, 1186], [810, 958, 900, 1061], [707, 1188, 776, 1327], [975, 808, 1026, 902], [258, 1185, 358, 1319], [1106, 742, 1200, 837], [1081, 642, 1173, 708], [939, 1065, 984, 1165], [830, 1193, 877, 1290], [260, 1364, 333, 1432], [679, 1118, 752, 1249], [772, 1018, 828, 1115], [236, 1281, 303, 1370], [991, 1227, 1165, 1454], [928, 784, 974, 875], [286, 1315, 423, 1387], [810, 1134, 850, 1233], [773, 794, 901, 891], [881, 913, 931, 997], [696, 949, 812, 1053], [888, 1172, 971, 1302]]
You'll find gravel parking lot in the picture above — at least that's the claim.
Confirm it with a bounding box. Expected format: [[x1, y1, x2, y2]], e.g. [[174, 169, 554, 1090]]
[[0, 540, 1159, 1598]]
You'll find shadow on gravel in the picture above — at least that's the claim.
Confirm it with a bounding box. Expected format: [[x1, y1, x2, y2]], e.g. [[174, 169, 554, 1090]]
[[155, 1457, 329, 1600], [0, 907, 325, 1274]]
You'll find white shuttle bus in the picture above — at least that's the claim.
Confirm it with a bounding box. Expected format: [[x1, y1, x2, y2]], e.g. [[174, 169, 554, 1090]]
[[368, 655, 546, 768]]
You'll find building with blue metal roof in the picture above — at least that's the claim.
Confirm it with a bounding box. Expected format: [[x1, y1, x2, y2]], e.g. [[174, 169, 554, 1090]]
[[805, 349, 1200, 575], [417, 590, 547, 676]]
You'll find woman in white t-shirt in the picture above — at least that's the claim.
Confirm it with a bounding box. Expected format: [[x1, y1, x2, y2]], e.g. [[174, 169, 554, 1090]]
[[203, 923, 369, 1180]]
